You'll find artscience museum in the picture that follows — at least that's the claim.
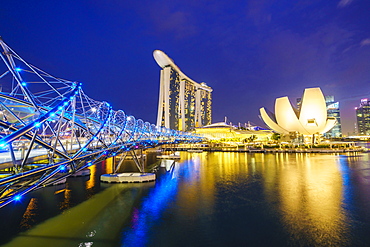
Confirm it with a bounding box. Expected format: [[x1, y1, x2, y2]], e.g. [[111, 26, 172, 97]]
[[260, 87, 336, 142]]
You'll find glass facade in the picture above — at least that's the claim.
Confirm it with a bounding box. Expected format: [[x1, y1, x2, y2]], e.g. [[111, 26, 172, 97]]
[[356, 99, 370, 135], [324, 96, 342, 138], [183, 79, 196, 130], [200, 85, 212, 127], [168, 69, 181, 130], [157, 66, 212, 132]]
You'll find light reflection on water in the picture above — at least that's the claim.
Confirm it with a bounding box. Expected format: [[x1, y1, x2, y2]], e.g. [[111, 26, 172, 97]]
[[120, 152, 370, 246], [3, 182, 153, 247], [2, 152, 370, 246], [121, 161, 181, 247], [274, 154, 347, 246]]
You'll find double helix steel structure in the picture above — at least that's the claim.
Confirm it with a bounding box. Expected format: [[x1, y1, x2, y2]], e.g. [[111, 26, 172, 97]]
[[0, 38, 202, 208]]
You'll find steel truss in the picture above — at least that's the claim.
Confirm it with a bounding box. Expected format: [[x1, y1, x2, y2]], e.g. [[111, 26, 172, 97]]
[[0, 38, 202, 208]]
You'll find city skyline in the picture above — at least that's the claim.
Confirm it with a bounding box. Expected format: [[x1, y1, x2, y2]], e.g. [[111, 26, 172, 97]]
[[1, 0, 369, 134]]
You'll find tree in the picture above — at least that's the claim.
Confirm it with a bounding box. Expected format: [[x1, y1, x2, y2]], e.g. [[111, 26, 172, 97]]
[[271, 133, 281, 141], [247, 135, 257, 143]]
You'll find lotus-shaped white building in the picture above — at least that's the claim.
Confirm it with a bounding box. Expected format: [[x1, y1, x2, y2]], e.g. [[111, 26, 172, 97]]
[[259, 88, 336, 135]]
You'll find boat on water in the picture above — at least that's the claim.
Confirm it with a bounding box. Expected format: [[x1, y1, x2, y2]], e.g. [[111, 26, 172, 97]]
[[157, 151, 180, 159], [101, 172, 156, 183]]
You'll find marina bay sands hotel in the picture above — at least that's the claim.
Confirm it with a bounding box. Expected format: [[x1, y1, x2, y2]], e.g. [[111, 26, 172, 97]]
[[154, 50, 212, 131]]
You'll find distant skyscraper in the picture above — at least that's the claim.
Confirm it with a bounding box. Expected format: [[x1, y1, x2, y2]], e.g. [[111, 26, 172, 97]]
[[153, 50, 212, 131], [296, 94, 342, 138], [324, 96, 342, 138], [356, 98, 370, 135]]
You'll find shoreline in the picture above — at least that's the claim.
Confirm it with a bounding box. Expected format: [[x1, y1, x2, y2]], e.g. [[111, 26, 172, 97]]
[[164, 147, 365, 153]]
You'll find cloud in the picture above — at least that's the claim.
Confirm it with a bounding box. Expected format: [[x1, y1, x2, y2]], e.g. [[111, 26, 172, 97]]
[[337, 0, 354, 8], [152, 10, 198, 39], [137, 1, 199, 40], [246, 0, 272, 27], [360, 38, 370, 46]]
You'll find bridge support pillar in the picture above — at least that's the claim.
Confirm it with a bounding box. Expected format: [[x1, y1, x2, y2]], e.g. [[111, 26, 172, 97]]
[[100, 149, 155, 183]]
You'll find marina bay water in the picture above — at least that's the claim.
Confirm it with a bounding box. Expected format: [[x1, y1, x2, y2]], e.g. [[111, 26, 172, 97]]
[[1, 151, 370, 246]]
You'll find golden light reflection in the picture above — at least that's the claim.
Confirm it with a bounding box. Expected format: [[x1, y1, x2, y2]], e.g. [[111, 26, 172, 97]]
[[105, 158, 114, 174], [267, 154, 348, 245], [176, 152, 252, 218], [54, 189, 65, 195], [20, 198, 38, 230], [85, 165, 96, 190], [60, 186, 72, 211], [179, 156, 204, 217], [177, 152, 349, 245]]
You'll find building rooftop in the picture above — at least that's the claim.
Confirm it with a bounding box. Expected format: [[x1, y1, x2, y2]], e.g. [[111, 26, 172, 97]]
[[200, 122, 234, 128]]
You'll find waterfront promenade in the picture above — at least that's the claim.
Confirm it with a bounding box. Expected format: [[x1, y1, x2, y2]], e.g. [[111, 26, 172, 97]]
[[166, 143, 365, 153]]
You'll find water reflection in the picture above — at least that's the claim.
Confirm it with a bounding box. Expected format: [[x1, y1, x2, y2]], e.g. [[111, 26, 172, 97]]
[[121, 164, 181, 247], [214, 153, 347, 245], [2, 152, 370, 246], [4, 183, 153, 247], [272, 154, 348, 246], [339, 153, 370, 234], [123, 152, 370, 246], [19, 198, 38, 230], [159, 159, 177, 172]]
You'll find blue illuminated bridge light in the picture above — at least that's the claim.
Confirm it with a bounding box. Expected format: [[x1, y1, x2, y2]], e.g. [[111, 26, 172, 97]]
[[14, 195, 22, 201]]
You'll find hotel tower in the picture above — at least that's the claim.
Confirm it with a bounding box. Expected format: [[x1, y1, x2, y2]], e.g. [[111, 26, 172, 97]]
[[153, 50, 212, 131]]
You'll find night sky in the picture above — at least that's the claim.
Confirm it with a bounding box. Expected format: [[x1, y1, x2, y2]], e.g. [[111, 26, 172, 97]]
[[1, 0, 370, 135]]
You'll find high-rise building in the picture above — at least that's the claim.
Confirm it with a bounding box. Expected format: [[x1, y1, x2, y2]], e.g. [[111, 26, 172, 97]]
[[356, 98, 370, 135], [154, 50, 212, 131], [296, 94, 342, 138], [324, 96, 342, 138]]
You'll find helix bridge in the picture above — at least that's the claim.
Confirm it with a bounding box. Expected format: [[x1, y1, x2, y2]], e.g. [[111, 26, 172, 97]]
[[0, 38, 202, 208]]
